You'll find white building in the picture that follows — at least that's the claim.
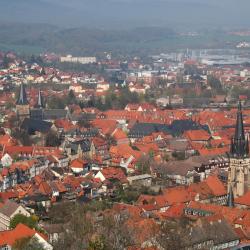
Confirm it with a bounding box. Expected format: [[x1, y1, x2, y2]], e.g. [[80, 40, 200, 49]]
[[60, 55, 96, 64]]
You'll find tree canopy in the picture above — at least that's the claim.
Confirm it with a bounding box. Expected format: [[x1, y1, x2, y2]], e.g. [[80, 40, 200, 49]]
[[9, 214, 38, 230]]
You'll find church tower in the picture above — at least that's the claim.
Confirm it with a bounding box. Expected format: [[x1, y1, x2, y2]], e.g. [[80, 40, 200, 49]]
[[16, 83, 30, 120], [228, 101, 250, 197], [35, 89, 44, 109]]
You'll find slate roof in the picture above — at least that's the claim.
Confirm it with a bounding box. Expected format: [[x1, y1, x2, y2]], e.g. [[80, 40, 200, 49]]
[[70, 139, 92, 153], [44, 109, 69, 120], [183, 218, 239, 247], [21, 118, 52, 134], [64, 128, 98, 138], [128, 120, 209, 138], [128, 123, 171, 138], [169, 120, 210, 137], [0, 200, 21, 217], [30, 109, 69, 121], [30, 109, 44, 120]]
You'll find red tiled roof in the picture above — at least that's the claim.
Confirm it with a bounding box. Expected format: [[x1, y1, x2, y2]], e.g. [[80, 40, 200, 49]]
[[101, 167, 127, 183], [184, 130, 211, 141], [204, 175, 226, 196], [159, 203, 185, 218], [235, 191, 250, 206], [70, 158, 87, 169], [0, 224, 36, 247]]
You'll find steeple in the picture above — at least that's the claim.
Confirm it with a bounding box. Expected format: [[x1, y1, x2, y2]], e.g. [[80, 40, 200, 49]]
[[235, 101, 244, 141], [227, 185, 234, 207], [16, 83, 29, 105], [230, 101, 249, 158], [36, 89, 44, 109]]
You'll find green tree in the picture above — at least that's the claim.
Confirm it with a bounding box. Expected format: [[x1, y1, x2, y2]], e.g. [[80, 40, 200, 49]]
[[10, 214, 38, 230], [88, 236, 107, 250]]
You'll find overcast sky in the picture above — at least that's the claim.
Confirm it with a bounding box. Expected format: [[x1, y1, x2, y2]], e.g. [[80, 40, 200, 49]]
[[0, 0, 249, 29]]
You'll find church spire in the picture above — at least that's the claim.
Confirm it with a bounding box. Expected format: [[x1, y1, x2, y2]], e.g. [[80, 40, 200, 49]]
[[16, 83, 29, 105], [36, 89, 44, 109], [235, 101, 245, 141], [230, 101, 249, 158]]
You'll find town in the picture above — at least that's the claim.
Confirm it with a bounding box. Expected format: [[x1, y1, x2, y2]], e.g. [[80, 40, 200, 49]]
[[1, 50, 250, 250]]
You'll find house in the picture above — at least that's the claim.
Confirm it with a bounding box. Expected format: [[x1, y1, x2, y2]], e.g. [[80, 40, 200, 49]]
[[70, 158, 89, 174], [95, 167, 128, 187], [0, 223, 53, 250], [153, 155, 228, 185], [112, 128, 129, 145], [137, 175, 227, 214], [96, 81, 110, 91], [0, 200, 30, 231], [66, 139, 95, 159], [22, 194, 51, 212], [1, 153, 13, 167], [0, 135, 16, 147], [128, 123, 170, 140], [183, 217, 239, 250], [234, 191, 250, 209], [156, 97, 170, 108], [170, 94, 183, 106], [127, 174, 153, 187], [184, 130, 211, 144], [43, 223, 64, 244]]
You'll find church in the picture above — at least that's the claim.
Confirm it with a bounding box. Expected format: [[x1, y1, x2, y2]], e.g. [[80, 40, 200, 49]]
[[15, 83, 70, 121], [228, 102, 250, 198]]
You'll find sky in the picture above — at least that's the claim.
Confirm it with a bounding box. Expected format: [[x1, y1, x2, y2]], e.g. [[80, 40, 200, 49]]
[[0, 0, 249, 30]]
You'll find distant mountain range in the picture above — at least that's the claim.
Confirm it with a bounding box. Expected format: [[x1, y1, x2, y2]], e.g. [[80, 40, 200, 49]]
[[1, 0, 250, 55], [1, 0, 250, 29]]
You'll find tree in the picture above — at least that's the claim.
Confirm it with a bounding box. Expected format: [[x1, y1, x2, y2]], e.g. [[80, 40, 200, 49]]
[[207, 75, 224, 94], [45, 131, 61, 147], [136, 155, 152, 174], [106, 133, 116, 146], [47, 96, 65, 109], [10, 214, 38, 230], [12, 128, 32, 146], [157, 217, 191, 250], [13, 237, 45, 250], [2, 55, 11, 68], [78, 118, 91, 129], [88, 236, 107, 250], [66, 90, 77, 105], [99, 215, 135, 250], [172, 151, 186, 161]]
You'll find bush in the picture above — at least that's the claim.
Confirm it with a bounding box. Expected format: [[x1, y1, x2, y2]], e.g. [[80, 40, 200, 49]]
[[9, 214, 38, 230]]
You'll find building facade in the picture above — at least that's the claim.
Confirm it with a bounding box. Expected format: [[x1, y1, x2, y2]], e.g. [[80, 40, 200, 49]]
[[228, 102, 250, 198]]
